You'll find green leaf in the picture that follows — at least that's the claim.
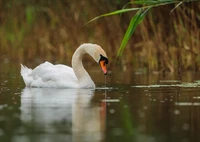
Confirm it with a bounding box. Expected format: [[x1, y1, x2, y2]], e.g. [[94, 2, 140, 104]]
[[85, 8, 140, 25], [117, 8, 151, 57]]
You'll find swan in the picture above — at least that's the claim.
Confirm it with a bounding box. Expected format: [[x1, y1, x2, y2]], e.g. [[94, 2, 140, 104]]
[[20, 43, 108, 88]]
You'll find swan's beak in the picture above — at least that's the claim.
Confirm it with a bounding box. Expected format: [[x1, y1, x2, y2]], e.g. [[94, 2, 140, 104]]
[[99, 60, 107, 75]]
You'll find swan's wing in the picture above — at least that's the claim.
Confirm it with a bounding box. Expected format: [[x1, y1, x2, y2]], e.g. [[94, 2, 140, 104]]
[[21, 64, 34, 86], [23, 62, 78, 88]]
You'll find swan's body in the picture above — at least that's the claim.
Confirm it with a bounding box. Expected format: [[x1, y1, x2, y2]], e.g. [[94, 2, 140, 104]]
[[20, 43, 108, 88]]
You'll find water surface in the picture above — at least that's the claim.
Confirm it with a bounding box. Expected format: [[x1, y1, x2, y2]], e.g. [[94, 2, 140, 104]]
[[0, 62, 200, 142]]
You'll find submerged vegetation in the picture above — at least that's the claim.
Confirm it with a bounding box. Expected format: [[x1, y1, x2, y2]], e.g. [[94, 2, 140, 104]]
[[0, 0, 200, 72]]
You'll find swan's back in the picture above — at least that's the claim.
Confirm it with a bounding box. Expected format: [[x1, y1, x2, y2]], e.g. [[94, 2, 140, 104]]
[[20, 43, 108, 88], [21, 62, 78, 88]]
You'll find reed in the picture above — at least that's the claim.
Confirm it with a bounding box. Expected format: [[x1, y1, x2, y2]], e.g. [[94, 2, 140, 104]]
[[88, 0, 199, 57], [0, 0, 199, 72]]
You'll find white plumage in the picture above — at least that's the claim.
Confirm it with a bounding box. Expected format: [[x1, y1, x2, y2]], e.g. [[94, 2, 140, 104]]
[[20, 43, 108, 88], [21, 62, 78, 88]]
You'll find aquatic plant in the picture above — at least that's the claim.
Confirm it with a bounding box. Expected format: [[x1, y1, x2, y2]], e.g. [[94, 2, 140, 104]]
[[87, 0, 200, 57], [0, 0, 199, 72]]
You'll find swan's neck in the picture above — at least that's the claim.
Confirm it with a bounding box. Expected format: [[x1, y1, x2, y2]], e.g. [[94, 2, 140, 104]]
[[72, 45, 95, 88]]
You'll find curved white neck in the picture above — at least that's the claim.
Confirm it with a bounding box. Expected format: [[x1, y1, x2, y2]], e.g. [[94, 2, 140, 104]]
[[72, 45, 95, 88]]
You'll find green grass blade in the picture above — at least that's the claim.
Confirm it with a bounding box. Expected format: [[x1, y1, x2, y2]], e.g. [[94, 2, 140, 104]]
[[123, 0, 184, 10], [85, 8, 140, 25], [86, 0, 195, 25], [117, 8, 151, 57], [126, 0, 161, 5]]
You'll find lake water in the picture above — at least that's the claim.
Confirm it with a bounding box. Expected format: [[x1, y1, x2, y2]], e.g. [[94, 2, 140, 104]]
[[0, 62, 200, 142]]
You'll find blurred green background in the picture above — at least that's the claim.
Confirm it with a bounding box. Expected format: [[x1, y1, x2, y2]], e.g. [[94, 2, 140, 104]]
[[0, 0, 199, 72]]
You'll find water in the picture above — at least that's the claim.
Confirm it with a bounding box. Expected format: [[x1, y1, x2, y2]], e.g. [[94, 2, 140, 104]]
[[0, 62, 200, 142]]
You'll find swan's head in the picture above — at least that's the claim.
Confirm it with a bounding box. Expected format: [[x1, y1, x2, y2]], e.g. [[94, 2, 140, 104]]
[[82, 43, 108, 75], [98, 54, 108, 75]]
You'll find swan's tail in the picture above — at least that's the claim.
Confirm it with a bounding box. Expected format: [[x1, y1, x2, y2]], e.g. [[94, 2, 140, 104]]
[[20, 64, 33, 86]]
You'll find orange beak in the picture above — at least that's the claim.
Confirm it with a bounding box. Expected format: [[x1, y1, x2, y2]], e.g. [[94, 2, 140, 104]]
[[99, 60, 107, 75]]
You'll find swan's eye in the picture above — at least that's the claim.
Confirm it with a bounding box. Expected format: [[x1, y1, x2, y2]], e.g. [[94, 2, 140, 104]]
[[99, 54, 108, 64]]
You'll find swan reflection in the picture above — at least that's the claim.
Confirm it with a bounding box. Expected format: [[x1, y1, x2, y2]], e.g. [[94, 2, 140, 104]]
[[19, 88, 105, 142]]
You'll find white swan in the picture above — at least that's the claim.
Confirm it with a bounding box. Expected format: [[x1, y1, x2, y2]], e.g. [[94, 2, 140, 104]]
[[20, 43, 108, 88]]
